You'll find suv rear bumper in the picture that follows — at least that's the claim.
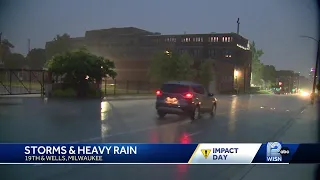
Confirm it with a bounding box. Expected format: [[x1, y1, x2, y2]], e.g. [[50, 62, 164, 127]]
[[156, 102, 195, 114]]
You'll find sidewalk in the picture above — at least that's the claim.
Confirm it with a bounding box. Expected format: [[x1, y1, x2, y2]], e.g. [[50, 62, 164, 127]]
[[231, 104, 318, 180]]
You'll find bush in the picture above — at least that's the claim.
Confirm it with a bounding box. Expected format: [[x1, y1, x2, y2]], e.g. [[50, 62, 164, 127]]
[[87, 87, 102, 97], [52, 88, 76, 97]]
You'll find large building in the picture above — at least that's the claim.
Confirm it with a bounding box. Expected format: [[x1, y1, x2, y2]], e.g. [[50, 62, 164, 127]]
[[46, 27, 252, 93]]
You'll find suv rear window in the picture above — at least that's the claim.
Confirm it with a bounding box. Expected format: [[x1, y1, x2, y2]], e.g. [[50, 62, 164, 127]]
[[161, 84, 190, 93]]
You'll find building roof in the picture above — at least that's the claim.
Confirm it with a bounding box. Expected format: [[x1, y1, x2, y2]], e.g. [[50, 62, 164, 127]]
[[85, 27, 153, 36]]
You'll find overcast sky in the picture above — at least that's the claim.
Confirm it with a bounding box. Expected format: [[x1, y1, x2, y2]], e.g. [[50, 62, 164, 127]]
[[0, 0, 318, 77]]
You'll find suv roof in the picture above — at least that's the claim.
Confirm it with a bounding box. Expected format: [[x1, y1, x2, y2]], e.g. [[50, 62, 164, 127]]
[[163, 81, 201, 86]]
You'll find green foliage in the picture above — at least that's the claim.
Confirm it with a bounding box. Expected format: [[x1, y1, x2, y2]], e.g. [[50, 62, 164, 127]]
[[250, 41, 264, 85], [52, 88, 77, 97], [47, 48, 116, 83], [0, 39, 14, 65], [148, 51, 195, 83], [26, 48, 46, 69], [45, 33, 72, 60], [198, 59, 214, 88], [3, 53, 26, 69], [263, 65, 277, 85]]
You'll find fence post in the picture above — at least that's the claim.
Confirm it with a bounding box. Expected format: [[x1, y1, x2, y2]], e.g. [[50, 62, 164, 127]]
[[104, 78, 107, 96], [41, 71, 45, 97], [9, 70, 12, 94], [113, 79, 116, 95], [29, 70, 31, 90]]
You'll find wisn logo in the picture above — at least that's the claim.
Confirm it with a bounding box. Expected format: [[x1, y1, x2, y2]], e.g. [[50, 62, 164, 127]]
[[266, 142, 289, 162]]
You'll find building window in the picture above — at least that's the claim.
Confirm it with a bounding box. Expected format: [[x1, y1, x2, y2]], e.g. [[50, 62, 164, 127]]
[[224, 49, 232, 58], [194, 49, 201, 56], [223, 37, 228, 42], [209, 37, 219, 42], [193, 37, 203, 42], [209, 49, 216, 57], [182, 37, 191, 42], [165, 37, 176, 42], [222, 37, 232, 42]]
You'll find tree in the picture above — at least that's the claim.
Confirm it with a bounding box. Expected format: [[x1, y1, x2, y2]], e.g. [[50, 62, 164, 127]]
[[263, 65, 277, 86], [3, 53, 26, 69], [26, 48, 46, 69], [250, 41, 264, 86], [46, 48, 116, 97], [197, 59, 214, 89], [0, 39, 14, 65], [148, 51, 195, 83], [45, 33, 72, 60]]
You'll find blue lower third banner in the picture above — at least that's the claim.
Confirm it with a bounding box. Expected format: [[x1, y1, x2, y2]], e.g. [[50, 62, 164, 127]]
[[0, 143, 319, 164]]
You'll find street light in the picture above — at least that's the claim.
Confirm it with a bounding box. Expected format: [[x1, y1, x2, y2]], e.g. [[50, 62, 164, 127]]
[[300, 35, 320, 104]]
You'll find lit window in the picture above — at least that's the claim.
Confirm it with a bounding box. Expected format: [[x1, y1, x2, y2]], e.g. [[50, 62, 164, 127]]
[[224, 50, 232, 58]]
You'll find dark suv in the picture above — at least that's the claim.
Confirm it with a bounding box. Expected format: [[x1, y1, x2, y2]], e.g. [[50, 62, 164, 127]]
[[155, 81, 217, 120]]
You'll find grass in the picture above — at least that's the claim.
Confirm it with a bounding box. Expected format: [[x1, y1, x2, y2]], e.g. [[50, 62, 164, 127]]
[[0, 81, 42, 90], [0, 81, 153, 95]]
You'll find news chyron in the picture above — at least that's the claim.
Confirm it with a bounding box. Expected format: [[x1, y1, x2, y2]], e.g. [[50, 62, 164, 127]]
[[266, 142, 290, 162]]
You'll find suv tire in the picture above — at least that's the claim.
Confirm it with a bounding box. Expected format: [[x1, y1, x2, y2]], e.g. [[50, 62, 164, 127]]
[[190, 106, 200, 120], [157, 111, 166, 118], [210, 104, 216, 118]]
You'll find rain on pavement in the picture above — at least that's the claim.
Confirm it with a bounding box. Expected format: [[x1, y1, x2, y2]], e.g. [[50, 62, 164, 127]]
[[0, 94, 309, 180]]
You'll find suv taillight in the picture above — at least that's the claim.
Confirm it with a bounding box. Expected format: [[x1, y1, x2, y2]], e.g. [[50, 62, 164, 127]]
[[183, 93, 193, 98], [156, 90, 162, 96]]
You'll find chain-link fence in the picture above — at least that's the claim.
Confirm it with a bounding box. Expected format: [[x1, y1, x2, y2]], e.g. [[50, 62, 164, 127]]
[[101, 79, 159, 96], [0, 69, 47, 95]]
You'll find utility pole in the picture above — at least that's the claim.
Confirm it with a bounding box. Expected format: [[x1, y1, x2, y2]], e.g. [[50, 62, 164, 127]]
[[299, 35, 319, 104], [237, 18, 240, 34], [0, 32, 3, 68], [311, 40, 319, 104]]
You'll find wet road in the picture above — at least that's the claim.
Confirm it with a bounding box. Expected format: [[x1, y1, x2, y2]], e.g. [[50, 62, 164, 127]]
[[1, 94, 310, 180]]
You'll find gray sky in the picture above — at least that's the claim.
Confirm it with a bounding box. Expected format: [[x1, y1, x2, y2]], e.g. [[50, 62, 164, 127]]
[[0, 0, 318, 77]]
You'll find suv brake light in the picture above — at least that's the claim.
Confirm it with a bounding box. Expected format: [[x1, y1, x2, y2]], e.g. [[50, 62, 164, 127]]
[[183, 93, 193, 98], [156, 90, 162, 96]]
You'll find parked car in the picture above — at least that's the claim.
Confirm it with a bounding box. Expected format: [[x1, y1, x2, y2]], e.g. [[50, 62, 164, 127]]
[[155, 81, 217, 120]]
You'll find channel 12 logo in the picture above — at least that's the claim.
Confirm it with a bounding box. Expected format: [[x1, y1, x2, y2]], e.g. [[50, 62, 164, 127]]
[[266, 142, 290, 162]]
